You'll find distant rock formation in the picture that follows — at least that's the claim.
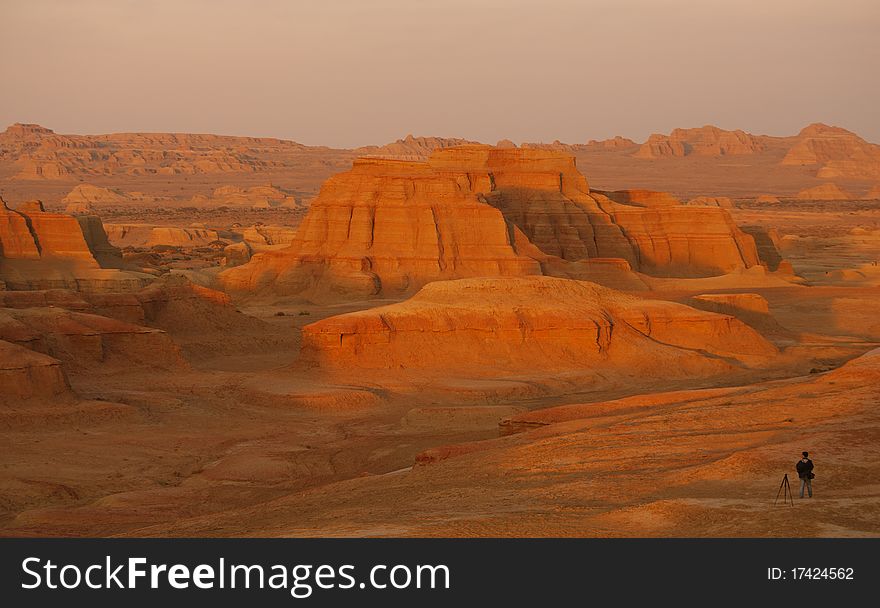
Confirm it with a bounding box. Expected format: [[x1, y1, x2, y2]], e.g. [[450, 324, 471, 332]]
[[192, 184, 299, 208], [0, 123, 304, 179], [781, 123, 880, 180], [686, 196, 734, 208], [601, 189, 681, 207], [864, 184, 880, 200], [795, 182, 853, 200], [586, 136, 638, 150], [220, 146, 762, 300], [356, 134, 481, 159], [103, 224, 224, 248], [754, 194, 781, 204], [635, 126, 766, 158], [62, 184, 129, 206], [300, 277, 777, 374]]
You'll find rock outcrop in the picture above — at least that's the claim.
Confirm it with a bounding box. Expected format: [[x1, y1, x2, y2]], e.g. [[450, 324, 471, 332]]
[[586, 136, 638, 150], [601, 189, 681, 207], [739, 226, 786, 271], [220, 146, 762, 299], [0, 123, 309, 179], [795, 182, 853, 200], [690, 293, 770, 316], [635, 126, 766, 158], [0, 198, 142, 291], [192, 184, 298, 208], [686, 196, 734, 208], [356, 135, 480, 160], [300, 277, 777, 374], [754, 194, 781, 204], [0, 339, 72, 404], [103, 224, 223, 248], [0, 307, 184, 371], [781, 123, 880, 180], [62, 184, 129, 206]]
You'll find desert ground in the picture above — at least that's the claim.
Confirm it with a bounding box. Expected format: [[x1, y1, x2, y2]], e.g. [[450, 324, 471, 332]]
[[1, 122, 879, 537]]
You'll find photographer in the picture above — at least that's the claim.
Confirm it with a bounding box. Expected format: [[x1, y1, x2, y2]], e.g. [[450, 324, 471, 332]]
[[796, 451, 815, 498]]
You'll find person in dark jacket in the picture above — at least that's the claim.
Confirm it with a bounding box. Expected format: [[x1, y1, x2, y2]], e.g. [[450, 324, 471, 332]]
[[796, 451, 814, 498]]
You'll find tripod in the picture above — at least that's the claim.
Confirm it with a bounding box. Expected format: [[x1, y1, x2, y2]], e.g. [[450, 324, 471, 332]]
[[774, 473, 794, 507]]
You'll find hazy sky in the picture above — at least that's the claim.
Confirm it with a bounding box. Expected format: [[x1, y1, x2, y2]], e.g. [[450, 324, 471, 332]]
[[1, 0, 878, 147]]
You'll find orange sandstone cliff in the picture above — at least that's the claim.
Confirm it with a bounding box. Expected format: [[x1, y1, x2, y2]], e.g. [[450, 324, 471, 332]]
[[219, 147, 762, 300]]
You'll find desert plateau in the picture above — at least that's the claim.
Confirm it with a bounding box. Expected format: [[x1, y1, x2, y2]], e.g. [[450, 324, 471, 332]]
[[1, 118, 879, 538]]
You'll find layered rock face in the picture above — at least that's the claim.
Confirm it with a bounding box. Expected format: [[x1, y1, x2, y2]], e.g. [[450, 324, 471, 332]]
[[782, 123, 880, 180], [0, 123, 310, 179], [220, 147, 762, 299], [795, 182, 853, 200], [13, 200, 98, 264], [0, 197, 139, 290], [300, 277, 777, 374], [103, 224, 222, 248], [0, 307, 184, 371], [220, 153, 544, 299], [634, 126, 766, 158], [0, 339, 72, 404]]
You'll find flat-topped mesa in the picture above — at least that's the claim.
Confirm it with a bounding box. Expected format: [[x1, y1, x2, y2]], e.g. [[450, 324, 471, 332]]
[[0, 198, 136, 289], [219, 146, 763, 299], [13, 200, 99, 265], [635, 126, 767, 159], [219, 151, 543, 300], [300, 277, 777, 375]]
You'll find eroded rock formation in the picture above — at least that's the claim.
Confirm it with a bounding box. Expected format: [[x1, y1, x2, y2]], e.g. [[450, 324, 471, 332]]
[[0, 197, 142, 290], [300, 277, 777, 374], [219, 147, 762, 300], [782, 123, 880, 180], [795, 182, 853, 200], [635, 126, 767, 158]]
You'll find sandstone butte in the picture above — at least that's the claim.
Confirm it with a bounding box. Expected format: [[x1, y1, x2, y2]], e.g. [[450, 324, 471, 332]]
[[299, 276, 777, 375], [219, 146, 763, 300], [0, 196, 142, 290], [634, 125, 767, 159], [782, 123, 880, 180], [795, 182, 853, 201]]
